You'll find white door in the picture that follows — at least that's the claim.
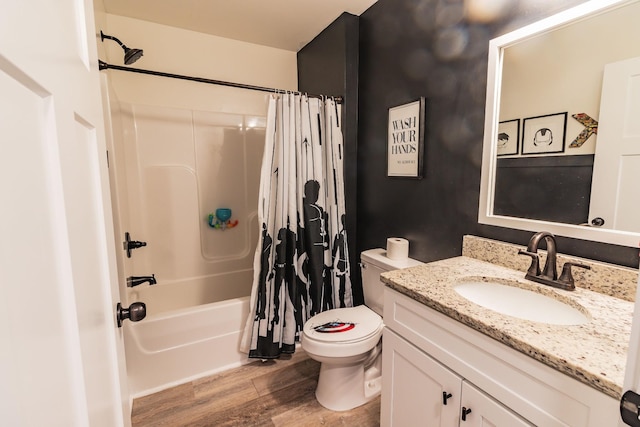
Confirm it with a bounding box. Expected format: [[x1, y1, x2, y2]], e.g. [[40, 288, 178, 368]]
[[0, 1, 129, 426], [593, 59, 640, 426], [588, 56, 640, 232]]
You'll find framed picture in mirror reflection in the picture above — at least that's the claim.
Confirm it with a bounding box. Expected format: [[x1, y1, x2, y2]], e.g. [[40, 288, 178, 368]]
[[522, 112, 567, 155], [497, 119, 519, 156]]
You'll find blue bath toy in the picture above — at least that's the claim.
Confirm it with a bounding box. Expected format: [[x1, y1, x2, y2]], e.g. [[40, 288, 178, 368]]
[[208, 208, 238, 230]]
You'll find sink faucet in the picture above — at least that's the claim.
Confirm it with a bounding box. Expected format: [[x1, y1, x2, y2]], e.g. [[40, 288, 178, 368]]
[[518, 232, 590, 291], [127, 275, 156, 287], [522, 231, 557, 280]]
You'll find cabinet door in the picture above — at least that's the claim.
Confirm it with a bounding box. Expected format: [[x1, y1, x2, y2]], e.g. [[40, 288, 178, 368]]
[[382, 329, 462, 427], [460, 381, 534, 426]]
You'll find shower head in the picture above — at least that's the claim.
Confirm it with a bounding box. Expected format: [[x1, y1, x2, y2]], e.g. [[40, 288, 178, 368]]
[[124, 47, 144, 65], [100, 31, 144, 65]]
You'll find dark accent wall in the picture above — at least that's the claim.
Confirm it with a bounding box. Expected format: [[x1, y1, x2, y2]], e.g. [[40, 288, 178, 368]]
[[298, 13, 364, 303], [356, 0, 639, 269], [494, 155, 594, 224], [298, 1, 639, 302]]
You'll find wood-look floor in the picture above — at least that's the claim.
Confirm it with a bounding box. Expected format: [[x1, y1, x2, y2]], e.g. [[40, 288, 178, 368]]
[[131, 349, 381, 427]]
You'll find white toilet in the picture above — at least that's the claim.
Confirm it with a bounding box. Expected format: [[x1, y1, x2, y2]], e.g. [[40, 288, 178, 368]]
[[301, 248, 423, 411]]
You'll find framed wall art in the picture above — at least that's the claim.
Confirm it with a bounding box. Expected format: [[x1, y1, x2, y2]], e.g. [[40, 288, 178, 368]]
[[497, 119, 520, 156], [387, 97, 426, 178], [521, 112, 567, 155]]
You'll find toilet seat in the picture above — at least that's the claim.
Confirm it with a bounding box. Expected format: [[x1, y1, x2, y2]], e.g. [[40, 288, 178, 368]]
[[302, 305, 383, 358], [303, 305, 382, 343]]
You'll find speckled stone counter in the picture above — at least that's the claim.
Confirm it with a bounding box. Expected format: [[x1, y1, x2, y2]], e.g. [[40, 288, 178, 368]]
[[380, 238, 637, 399], [462, 235, 638, 302]]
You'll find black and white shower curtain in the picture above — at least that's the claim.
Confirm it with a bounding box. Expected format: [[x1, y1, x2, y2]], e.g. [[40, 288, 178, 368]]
[[241, 93, 353, 359]]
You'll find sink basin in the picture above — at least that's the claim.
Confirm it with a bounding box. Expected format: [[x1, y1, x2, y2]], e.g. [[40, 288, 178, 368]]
[[453, 281, 589, 325]]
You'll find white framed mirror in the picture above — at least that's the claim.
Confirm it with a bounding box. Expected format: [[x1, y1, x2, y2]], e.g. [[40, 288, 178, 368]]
[[479, 0, 640, 248]]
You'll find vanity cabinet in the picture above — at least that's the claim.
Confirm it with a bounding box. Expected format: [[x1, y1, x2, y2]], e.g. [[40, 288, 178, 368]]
[[460, 381, 533, 426], [383, 329, 532, 426], [382, 288, 618, 427], [381, 328, 461, 426]]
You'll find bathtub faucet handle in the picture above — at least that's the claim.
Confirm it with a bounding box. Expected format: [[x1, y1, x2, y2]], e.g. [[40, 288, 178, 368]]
[[116, 302, 146, 327], [123, 232, 147, 258], [127, 274, 156, 287]]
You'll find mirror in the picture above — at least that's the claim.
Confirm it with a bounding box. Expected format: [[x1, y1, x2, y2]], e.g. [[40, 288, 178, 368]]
[[479, 0, 640, 247]]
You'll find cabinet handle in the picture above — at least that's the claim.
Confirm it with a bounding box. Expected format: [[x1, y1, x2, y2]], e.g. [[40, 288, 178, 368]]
[[461, 407, 472, 421], [442, 392, 452, 405]]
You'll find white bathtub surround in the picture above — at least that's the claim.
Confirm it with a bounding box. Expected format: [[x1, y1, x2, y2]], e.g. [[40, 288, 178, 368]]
[[116, 103, 263, 308], [243, 94, 353, 359], [107, 101, 267, 396], [130, 270, 253, 315]]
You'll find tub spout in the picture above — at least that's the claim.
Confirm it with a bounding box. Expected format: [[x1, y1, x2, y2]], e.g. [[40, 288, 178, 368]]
[[127, 274, 156, 287]]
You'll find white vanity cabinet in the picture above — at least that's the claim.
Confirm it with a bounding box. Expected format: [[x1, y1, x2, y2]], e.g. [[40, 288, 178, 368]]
[[460, 381, 533, 426], [382, 288, 619, 427], [383, 328, 532, 426], [381, 328, 461, 426]]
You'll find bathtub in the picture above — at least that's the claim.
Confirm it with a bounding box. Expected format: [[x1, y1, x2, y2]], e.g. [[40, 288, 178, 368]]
[[124, 271, 253, 397]]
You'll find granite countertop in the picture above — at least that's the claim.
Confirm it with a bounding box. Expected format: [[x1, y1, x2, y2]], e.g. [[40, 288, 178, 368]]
[[381, 256, 634, 399]]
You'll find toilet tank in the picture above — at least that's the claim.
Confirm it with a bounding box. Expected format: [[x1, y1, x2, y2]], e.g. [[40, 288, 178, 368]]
[[360, 248, 423, 316]]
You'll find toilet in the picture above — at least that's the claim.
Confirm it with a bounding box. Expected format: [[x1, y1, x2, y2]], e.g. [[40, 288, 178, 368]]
[[301, 248, 423, 411]]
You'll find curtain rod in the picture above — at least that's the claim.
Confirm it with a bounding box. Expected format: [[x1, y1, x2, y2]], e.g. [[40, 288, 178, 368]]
[[98, 60, 343, 103]]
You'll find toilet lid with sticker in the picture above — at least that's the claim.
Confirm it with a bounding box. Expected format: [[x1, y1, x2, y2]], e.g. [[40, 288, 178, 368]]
[[303, 305, 382, 343]]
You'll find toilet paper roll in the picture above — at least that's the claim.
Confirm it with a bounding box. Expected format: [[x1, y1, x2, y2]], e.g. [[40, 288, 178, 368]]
[[386, 238, 409, 260]]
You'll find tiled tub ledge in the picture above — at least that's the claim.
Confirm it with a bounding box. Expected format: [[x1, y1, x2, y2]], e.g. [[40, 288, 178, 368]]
[[381, 254, 635, 399]]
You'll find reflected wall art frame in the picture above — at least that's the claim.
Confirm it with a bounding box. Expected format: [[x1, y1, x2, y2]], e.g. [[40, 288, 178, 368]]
[[521, 112, 567, 155], [497, 119, 519, 156]]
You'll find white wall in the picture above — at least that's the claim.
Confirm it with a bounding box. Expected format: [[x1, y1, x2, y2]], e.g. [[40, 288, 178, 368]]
[[100, 13, 297, 112], [499, 1, 640, 157]]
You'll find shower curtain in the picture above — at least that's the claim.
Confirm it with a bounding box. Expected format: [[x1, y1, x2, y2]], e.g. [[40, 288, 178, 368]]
[[241, 93, 353, 359]]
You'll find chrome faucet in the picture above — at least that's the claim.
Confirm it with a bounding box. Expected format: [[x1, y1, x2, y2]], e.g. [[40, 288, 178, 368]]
[[127, 274, 156, 287], [518, 232, 590, 291]]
